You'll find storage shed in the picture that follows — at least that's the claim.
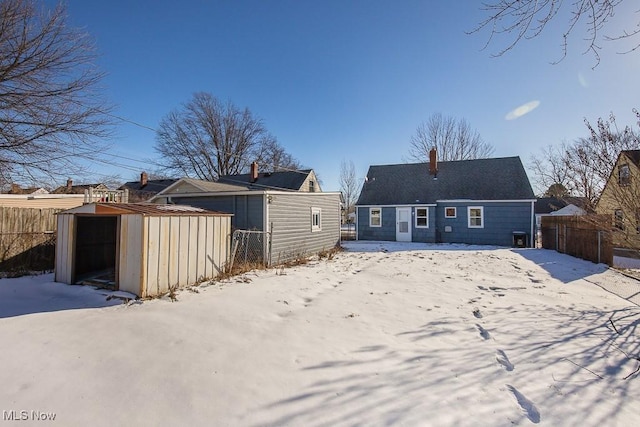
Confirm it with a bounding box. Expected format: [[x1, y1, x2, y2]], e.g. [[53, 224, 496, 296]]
[[55, 203, 232, 297]]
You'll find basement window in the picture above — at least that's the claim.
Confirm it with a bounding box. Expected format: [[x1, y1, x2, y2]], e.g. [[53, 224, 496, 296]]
[[370, 207, 381, 227], [311, 207, 321, 232], [468, 206, 484, 228], [415, 207, 429, 228]]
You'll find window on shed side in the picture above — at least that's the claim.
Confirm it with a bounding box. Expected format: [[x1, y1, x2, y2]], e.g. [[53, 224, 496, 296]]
[[445, 207, 457, 218], [311, 207, 321, 232], [619, 164, 630, 186], [415, 207, 428, 228], [468, 206, 484, 228], [370, 207, 381, 227]]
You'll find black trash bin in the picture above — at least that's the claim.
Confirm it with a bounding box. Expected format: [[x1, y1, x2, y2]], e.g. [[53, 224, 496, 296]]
[[512, 231, 527, 248]]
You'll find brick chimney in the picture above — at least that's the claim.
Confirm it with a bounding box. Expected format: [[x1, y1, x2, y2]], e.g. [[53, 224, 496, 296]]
[[429, 148, 438, 176], [140, 171, 148, 187], [66, 178, 73, 190], [250, 161, 259, 183], [10, 183, 20, 194]]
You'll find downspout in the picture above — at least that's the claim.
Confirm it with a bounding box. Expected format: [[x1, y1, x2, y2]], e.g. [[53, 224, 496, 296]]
[[355, 206, 359, 241], [530, 200, 535, 248], [263, 192, 270, 266]]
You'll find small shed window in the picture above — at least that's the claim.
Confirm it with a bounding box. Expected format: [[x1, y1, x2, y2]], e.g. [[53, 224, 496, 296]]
[[415, 207, 428, 228], [468, 206, 484, 228], [311, 207, 321, 232], [619, 164, 630, 186], [370, 207, 382, 227], [445, 207, 457, 218]]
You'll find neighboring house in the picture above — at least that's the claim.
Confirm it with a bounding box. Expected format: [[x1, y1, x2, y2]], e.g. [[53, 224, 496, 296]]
[[52, 179, 108, 194], [218, 162, 321, 192], [535, 197, 588, 226], [596, 150, 640, 248], [534, 197, 588, 247], [355, 151, 536, 247], [6, 184, 49, 195], [119, 172, 178, 202], [150, 176, 341, 265]]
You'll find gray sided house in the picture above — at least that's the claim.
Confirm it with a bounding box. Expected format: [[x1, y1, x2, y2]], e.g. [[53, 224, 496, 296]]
[[151, 177, 341, 265], [356, 155, 536, 247]]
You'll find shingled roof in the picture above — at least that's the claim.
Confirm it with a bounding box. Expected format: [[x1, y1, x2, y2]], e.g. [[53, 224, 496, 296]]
[[218, 169, 313, 191], [356, 157, 534, 206], [621, 150, 640, 167]]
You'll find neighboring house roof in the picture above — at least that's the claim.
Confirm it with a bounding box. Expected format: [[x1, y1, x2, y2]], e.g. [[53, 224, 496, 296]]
[[356, 157, 534, 206], [52, 182, 108, 194], [621, 149, 640, 167], [6, 184, 48, 195], [535, 197, 589, 214], [218, 169, 314, 191], [119, 178, 178, 201]]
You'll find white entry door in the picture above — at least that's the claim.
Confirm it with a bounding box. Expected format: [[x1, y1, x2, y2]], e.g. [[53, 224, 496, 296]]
[[396, 207, 412, 242]]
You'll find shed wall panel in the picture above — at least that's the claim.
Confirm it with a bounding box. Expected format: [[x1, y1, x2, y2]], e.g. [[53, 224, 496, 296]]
[[187, 216, 198, 284], [119, 215, 143, 295], [167, 217, 179, 287], [195, 216, 207, 280], [54, 214, 74, 283], [205, 217, 214, 278]]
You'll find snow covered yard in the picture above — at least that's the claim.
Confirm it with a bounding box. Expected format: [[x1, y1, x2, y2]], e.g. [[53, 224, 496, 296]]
[[1, 242, 639, 426]]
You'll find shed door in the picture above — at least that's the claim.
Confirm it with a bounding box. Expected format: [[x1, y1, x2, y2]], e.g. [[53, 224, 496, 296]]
[[396, 208, 412, 242]]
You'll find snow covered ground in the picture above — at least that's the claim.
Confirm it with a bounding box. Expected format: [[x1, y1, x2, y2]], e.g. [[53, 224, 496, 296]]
[[1, 242, 639, 426]]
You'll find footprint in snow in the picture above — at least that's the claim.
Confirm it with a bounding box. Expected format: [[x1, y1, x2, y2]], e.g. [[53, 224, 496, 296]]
[[506, 385, 540, 423], [496, 350, 514, 371], [473, 308, 482, 318], [476, 324, 490, 340]]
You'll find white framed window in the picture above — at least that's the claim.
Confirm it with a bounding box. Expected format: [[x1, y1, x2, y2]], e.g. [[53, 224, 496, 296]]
[[369, 207, 382, 227], [445, 207, 457, 218], [415, 207, 429, 228], [311, 207, 321, 232], [468, 206, 484, 228]]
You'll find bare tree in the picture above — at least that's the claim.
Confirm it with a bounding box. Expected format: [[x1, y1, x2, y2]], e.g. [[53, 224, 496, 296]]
[[0, 0, 112, 186], [530, 110, 640, 207], [529, 144, 573, 197], [471, 0, 639, 66], [255, 138, 302, 173], [155, 92, 297, 180], [339, 160, 358, 221], [408, 113, 494, 162]]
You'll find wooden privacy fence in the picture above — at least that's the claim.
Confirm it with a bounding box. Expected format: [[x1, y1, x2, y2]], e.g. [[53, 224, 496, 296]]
[[0, 207, 61, 272], [541, 215, 613, 265]]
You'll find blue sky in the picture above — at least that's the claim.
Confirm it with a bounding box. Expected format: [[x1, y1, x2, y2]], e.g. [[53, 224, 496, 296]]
[[57, 0, 639, 192]]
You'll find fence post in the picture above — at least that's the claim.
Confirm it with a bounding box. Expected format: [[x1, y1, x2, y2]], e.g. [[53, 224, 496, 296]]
[[597, 231, 601, 264]]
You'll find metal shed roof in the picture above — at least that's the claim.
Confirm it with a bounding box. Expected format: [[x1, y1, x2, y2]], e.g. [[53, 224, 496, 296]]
[[58, 202, 232, 216]]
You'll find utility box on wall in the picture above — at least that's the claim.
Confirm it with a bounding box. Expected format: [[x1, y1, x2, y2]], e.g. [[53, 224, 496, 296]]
[[512, 231, 528, 248]]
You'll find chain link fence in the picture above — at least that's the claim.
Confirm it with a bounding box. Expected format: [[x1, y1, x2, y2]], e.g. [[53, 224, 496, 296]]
[[228, 230, 272, 271]]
